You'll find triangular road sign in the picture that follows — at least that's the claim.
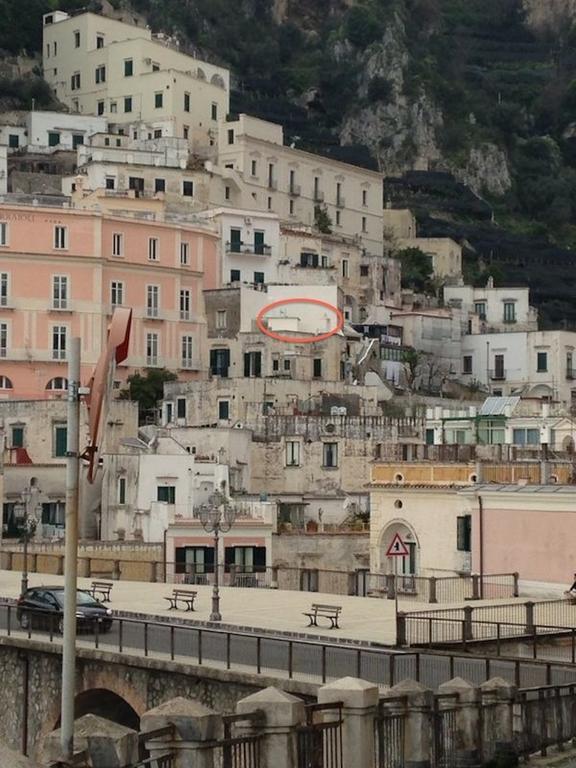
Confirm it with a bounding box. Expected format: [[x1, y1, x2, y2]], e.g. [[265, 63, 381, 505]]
[[386, 533, 410, 557]]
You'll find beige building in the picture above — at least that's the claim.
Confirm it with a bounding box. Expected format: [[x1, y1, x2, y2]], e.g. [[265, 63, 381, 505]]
[[211, 114, 384, 256], [444, 279, 538, 333], [42, 10, 229, 153]]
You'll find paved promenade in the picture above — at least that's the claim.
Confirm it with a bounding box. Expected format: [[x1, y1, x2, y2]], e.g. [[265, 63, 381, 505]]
[[0, 569, 532, 647]]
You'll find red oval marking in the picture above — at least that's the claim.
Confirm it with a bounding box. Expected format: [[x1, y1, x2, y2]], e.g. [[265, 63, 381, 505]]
[[255, 297, 344, 344]]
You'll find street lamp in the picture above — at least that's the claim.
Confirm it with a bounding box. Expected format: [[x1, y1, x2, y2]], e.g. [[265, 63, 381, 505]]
[[18, 487, 38, 596], [196, 490, 237, 622]]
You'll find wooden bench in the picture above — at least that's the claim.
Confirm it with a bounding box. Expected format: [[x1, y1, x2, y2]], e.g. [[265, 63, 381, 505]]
[[89, 581, 113, 602], [164, 589, 197, 612], [303, 603, 342, 629]]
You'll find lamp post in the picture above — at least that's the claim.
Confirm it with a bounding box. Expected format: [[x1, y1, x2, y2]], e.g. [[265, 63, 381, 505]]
[[197, 490, 237, 622], [19, 487, 38, 596]]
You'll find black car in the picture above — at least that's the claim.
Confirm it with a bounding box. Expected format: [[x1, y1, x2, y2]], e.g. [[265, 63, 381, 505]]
[[16, 586, 113, 634]]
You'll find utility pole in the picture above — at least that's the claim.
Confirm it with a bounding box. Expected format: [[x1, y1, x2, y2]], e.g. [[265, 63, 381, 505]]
[[60, 337, 81, 760]]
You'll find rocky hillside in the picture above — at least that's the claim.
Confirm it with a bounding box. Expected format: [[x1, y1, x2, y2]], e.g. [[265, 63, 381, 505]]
[[5, 0, 576, 324]]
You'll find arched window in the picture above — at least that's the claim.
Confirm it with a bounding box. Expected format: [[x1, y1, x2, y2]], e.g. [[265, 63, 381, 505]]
[[0, 375, 13, 389], [46, 377, 69, 391], [210, 73, 225, 88], [196, 67, 206, 81]]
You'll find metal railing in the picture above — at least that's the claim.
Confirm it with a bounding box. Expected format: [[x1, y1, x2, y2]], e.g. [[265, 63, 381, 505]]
[[375, 697, 405, 768], [197, 712, 262, 768], [298, 702, 343, 768], [4, 601, 576, 691]]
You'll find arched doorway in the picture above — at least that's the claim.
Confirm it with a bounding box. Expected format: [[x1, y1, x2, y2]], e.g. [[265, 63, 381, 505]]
[[380, 521, 419, 577], [54, 689, 140, 731]]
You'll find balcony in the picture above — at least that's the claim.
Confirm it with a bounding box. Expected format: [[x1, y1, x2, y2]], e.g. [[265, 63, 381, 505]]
[[503, 317, 517, 324], [289, 184, 301, 197], [225, 241, 272, 256], [313, 190, 324, 203], [267, 178, 277, 190], [180, 358, 201, 371], [336, 196, 346, 208], [489, 369, 506, 381], [567, 369, 576, 380]]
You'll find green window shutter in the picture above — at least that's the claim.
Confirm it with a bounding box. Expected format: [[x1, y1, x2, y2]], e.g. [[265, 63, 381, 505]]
[[55, 426, 67, 457]]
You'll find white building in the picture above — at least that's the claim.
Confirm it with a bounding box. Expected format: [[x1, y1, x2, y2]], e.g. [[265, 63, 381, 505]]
[[444, 279, 538, 333], [211, 114, 384, 256], [42, 10, 230, 153], [0, 147, 6, 195], [0, 111, 107, 152], [460, 330, 576, 406]]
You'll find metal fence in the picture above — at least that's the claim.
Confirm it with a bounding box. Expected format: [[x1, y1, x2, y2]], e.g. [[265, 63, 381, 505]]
[[375, 697, 405, 768], [297, 703, 343, 768], [198, 712, 262, 768], [4, 602, 576, 692]]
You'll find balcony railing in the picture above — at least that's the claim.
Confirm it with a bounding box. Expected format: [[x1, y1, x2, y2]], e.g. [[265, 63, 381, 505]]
[[567, 369, 576, 380], [180, 358, 201, 370], [146, 307, 160, 319], [489, 369, 506, 381], [503, 317, 517, 324], [225, 241, 271, 256], [289, 184, 301, 196], [267, 178, 277, 190], [336, 196, 346, 208], [313, 190, 324, 203]]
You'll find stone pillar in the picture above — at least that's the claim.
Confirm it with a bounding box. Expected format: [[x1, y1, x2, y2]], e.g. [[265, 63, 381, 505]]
[[479, 678, 517, 764], [229, 563, 237, 586], [318, 676, 379, 768], [386, 573, 396, 600], [524, 602, 535, 635], [236, 686, 304, 768], [428, 577, 437, 604], [56, 554, 64, 576], [381, 679, 434, 768], [471, 574, 480, 600], [438, 677, 481, 768], [396, 612, 407, 646], [463, 606, 473, 642], [42, 714, 138, 768], [141, 697, 221, 768], [270, 565, 279, 589], [113, 560, 121, 580], [513, 572, 519, 598]]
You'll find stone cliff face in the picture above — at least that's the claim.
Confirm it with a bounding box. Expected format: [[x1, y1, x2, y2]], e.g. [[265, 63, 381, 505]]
[[523, 0, 576, 35]]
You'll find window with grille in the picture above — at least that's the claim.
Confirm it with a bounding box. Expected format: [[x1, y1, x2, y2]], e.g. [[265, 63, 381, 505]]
[[180, 289, 190, 320], [52, 326, 67, 360], [111, 281, 124, 307], [52, 276, 68, 309], [146, 285, 159, 317], [181, 336, 194, 368], [146, 332, 158, 365]]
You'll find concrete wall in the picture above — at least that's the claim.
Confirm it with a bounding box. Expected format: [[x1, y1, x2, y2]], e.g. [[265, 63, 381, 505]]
[[273, 532, 369, 571]]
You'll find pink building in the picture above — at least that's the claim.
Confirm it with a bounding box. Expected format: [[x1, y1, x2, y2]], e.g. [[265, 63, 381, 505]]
[[0, 202, 219, 399]]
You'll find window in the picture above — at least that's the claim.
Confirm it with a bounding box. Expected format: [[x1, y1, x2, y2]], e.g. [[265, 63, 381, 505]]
[[146, 332, 159, 365], [313, 358, 322, 378], [462, 355, 473, 374], [96, 34, 104, 48], [0, 272, 8, 306], [111, 281, 124, 307], [216, 310, 227, 329], [112, 232, 123, 256], [42, 502, 65, 527], [157, 486, 176, 504], [95, 65, 106, 83], [54, 424, 67, 457], [154, 129, 162, 138], [52, 326, 66, 359], [568, 352, 574, 377], [335, 211, 341, 226], [177, 398, 186, 418], [184, 92, 190, 112], [323, 442, 338, 468], [124, 59, 133, 77], [300, 252, 319, 268], [183, 125, 189, 140], [181, 336, 194, 368], [97, 100, 105, 115], [180, 289, 191, 320], [11, 425, 24, 448], [284, 358, 291, 372], [342, 259, 349, 278], [289, 199, 295, 215], [254, 271, 265, 285], [227, 129, 234, 144], [175, 546, 214, 575], [146, 285, 159, 317], [267, 197, 272, 210], [360, 265, 369, 277], [225, 186, 231, 200], [537, 352, 548, 372], [362, 216, 367, 232], [285, 440, 300, 467], [52, 275, 68, 309], [154, 91, 163, 108], [182, 180, 194, 197], [154, 178, 166, 193], [503, 302, 516, 323], [48, 131, 60, 147], [0, 222, 7, 246], [251, 160, 257, 176], [180, 241, 190, 265], [70, 133, 84, 149], [211, 102, 218, 120], [70, 72, 80, 90], [110, 101, 117, 114], [148, 237, 159, 261], [8, 134, 19, 148], [218, 400, 230, 420], [512, 428, 540, 445], [118, 477, 126, 505], [230, 269, 240, 283], [362, 189, 368, 206], [46, 377, 68, 391], [244, 351, 262, 378], [74, 30, 80, 47], [124, 96, 132, 113], [474, 301, 486, 320], [152, 62, 160, 71], [210, 348, 230, 377], [225, 546, 266, 573], [105, 175, 115, 190], [0, 322, 6, 357], [229, 228, 242, 253], [54, 226, 67, 250], [457, 515, 471, 552]]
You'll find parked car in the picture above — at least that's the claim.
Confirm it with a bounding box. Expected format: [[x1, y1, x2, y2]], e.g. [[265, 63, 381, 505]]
[[16, 586, 113, 634]]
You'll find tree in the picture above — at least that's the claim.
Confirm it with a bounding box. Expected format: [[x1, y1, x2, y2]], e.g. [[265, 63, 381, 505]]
[[397, 247, 434, 293], [314, 205, 332, 234], [120, 368, 177, 422]]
